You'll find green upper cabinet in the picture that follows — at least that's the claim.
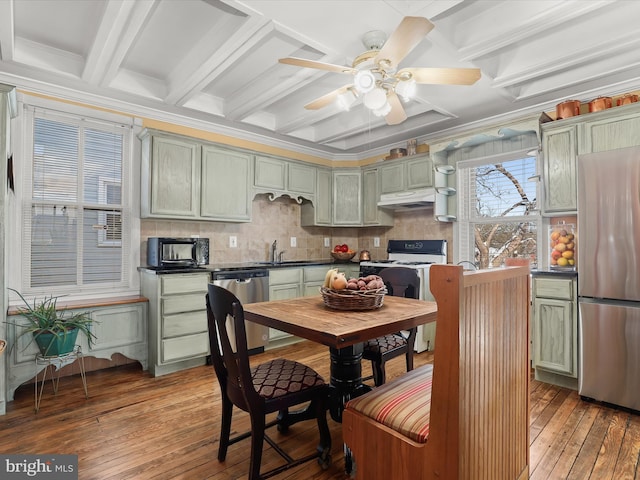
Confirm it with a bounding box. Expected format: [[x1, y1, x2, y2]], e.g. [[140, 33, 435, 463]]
[[541, 123, 578, 215], [254, 155, 316, 201], [541, 102, 640, 216], [379, 155, 433, 194], [301, 167, 332, 226], [141, 131, 200, 218], [579, 107, 640, 153], [333, 169, 362, 225], [201, 145, 253, 222], [140, 129, 252, 222], [362, 167, 393, 226]]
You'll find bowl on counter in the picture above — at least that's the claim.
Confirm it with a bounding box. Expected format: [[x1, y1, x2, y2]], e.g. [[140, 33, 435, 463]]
[[331, 251, 356, 263]]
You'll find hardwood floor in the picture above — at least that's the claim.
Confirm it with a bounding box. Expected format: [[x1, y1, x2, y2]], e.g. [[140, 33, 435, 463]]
[[1, 341, 639, 479]]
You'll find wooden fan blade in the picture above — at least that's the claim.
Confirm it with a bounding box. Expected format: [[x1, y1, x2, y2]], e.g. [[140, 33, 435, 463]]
[[385, 92, 407, 125], [305, 85, 354, 110], [279, 57, 356, 75], [398, 67, 481, 85], [375, 17, 434, 69]]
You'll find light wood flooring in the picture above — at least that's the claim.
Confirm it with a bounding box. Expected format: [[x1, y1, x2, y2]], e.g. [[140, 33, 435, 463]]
[[1, 340, 639, 479]]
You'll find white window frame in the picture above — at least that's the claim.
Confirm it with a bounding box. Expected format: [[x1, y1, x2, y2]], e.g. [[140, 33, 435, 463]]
[[97, 176, 122, 247], [455, 148, 541, 268], [7, 94, 141, 304]]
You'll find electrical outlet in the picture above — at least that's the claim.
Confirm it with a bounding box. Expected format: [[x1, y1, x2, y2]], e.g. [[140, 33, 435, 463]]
[[324, 237, 330, 248], [290, 237, 297, 248], [374, 237, 380, 247], [229, 236, 237, 248]]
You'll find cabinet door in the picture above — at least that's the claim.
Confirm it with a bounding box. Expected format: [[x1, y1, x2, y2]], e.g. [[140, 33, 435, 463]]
[[316, 168, 332, 225], [581, 112, 640, 153], [534, 297, 576, 376], [201, 146, 252, 222], [333, 170, 362, 225], [406, 157, 433, 189], [90, 304, 146, 351], [149, 135, 199, 217], [288, 162, 316, 195], [254, 156, 286, 190], [542, 124, 577, 214], [380, 162, 405, 194], [362, 168, 393, 226]]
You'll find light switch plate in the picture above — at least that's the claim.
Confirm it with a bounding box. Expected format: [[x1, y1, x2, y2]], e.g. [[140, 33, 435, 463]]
[[324, 237, 330, 248], [290, 237, 297, 247], [374, 237, 380, 247], [229, 236, 237, 248]]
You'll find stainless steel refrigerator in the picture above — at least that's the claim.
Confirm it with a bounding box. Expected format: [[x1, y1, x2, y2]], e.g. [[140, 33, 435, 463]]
[[577, 145, 640, 411]]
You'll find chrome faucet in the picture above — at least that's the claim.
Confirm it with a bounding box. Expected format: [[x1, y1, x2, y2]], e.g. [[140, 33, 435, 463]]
[[271, 240, 277, 263]]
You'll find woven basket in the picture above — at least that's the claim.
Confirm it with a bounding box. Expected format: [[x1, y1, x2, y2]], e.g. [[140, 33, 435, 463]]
[[320, 286, 387, 311]]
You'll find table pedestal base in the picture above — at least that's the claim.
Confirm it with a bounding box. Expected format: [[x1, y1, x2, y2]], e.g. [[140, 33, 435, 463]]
[[328, 343, 371, 423]]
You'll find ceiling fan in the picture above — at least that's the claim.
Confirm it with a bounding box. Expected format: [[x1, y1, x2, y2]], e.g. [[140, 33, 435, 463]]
[[279, 17, 481, 125]]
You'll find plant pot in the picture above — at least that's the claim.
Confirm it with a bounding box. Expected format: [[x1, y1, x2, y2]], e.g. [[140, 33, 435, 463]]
[[34, 328, 79, 356]]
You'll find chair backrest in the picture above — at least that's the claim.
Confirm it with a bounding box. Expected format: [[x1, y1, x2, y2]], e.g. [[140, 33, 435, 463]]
[[378, 267, 420, 300], [206, 283, 259, 409]]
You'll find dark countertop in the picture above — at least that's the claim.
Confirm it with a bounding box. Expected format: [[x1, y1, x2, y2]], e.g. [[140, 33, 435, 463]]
[[138, 260, 361, 275], [531, 268, 578, 278]]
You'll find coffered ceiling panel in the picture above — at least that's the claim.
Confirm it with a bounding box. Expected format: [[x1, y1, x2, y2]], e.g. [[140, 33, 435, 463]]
[[1, 0, 639, 159]]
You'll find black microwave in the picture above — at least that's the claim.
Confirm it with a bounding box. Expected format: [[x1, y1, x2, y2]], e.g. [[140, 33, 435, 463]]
[[147, 237, 209, 268]]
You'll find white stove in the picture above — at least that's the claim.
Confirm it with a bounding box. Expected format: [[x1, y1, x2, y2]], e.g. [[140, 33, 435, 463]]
[[360, 239, 447, 352]]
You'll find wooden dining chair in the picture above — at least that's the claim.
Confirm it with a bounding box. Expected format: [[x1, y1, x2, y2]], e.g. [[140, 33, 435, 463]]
[[362, 267, 421, 386], [205, 284, 332, 480]]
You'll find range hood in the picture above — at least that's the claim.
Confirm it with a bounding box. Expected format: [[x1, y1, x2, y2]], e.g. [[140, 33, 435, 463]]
[[377, 188, 436, 210]]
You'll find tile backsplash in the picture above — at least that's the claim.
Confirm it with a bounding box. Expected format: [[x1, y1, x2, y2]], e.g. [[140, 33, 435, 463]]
[[140, 194, 453, 265]]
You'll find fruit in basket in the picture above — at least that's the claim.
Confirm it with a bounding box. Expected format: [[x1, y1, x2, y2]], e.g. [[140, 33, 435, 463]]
[[330, 272, 348, 290], [323, 268, 338, 288], [345, 274, 384, 291], [333, 243, 352, 253]]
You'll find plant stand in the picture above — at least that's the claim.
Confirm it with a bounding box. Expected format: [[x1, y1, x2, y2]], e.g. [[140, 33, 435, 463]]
[[34, 345, 88, 413]]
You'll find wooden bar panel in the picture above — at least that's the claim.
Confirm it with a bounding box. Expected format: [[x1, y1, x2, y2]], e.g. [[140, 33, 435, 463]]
[[343, 265, 530, 480]]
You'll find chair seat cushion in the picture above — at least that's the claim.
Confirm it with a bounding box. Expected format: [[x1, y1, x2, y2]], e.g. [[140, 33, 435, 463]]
[[345, 364, 433, 443], [363, 333, 407, 354], [252, 358, 325, 399]]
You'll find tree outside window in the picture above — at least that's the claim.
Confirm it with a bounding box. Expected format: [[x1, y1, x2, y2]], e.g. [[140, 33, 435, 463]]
[[465, 155, 539, 269]]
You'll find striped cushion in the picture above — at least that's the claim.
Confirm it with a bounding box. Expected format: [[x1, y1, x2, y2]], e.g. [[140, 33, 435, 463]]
[[346, 364, 433, 443]]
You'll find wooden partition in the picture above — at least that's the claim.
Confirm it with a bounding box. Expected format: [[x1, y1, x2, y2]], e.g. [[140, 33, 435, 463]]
[[343, 265, 530, 480]]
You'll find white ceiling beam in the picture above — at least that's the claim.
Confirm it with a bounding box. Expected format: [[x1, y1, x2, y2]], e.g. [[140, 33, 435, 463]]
[[100, 0, 158, 87], [165, 16, 272, 106], [82, 0, 140, 85], [458, 0, 614, 62], [493, 31, 640, 89]]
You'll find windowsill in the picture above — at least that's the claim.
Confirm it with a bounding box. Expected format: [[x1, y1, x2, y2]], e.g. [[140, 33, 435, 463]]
[[7, 294, 148, 316]]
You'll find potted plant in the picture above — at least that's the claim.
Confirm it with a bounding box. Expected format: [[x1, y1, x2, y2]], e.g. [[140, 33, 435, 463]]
[[7, 288, 96, 357]]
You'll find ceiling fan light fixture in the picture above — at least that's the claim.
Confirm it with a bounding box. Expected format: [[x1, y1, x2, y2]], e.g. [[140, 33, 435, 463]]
[[363, 87, 387, 110], [372, 101, 392, 117], [354, 70, 376, 94], [395, 78, 416, 101], [337, 90, 358, 111]]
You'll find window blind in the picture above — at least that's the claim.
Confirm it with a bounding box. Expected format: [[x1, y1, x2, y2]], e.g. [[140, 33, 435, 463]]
[[23, 109, 131, 295]]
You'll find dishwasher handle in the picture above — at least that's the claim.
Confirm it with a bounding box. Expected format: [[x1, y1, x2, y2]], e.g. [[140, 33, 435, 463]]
[[211, 269, 269, 282]]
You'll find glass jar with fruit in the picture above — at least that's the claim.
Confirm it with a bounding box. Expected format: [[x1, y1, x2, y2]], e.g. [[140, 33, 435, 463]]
[[549, 223, 576, 270]]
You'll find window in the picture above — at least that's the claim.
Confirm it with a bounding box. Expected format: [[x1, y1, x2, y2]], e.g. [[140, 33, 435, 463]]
[[458, 151, 540, 268], [16, 104, 134, 297]]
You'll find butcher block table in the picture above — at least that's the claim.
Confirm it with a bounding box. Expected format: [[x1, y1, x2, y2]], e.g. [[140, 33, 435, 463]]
[[243, 295, 438, 422]]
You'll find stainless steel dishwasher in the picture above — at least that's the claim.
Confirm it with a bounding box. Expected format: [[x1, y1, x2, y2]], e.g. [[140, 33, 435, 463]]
[[211, 269, 270, 354]]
